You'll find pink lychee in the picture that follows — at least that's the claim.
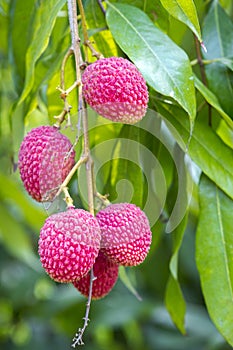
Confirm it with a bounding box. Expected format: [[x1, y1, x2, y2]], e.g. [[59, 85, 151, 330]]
[[38, 208, 101, 283], [82, 57, 148, 124], [96, 203, 152, 266], [73, 250, 119, 299], [18, 125, 75, 202]]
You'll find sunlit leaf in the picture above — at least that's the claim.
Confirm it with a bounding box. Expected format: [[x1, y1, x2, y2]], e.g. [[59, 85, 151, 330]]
[[18, 0, 66, 104], [159, 0, 202, 41]]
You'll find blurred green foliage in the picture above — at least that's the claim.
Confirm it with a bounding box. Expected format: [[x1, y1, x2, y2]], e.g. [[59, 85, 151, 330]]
[[0, 0, 233, 349]]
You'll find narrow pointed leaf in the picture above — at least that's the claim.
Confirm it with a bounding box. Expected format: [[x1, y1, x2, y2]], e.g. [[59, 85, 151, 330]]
[[196, 175, 233, 346], [106, 2, 196, 122], [159, 0, 202, 42], [119, 266, 142, 301]]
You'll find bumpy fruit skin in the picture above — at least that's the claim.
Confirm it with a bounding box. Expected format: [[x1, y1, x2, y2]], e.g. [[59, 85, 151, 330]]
[[82, 57, 148, 124], [38, 208, 101, 283], [96, 203, 152, 266], [18, 125, 75, 202], [73, 250, 119, 299]]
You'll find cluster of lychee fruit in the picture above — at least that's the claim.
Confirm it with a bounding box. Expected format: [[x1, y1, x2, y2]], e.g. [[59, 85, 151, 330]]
[[18, 57, 151, 299], [38, 203, 151, 299]]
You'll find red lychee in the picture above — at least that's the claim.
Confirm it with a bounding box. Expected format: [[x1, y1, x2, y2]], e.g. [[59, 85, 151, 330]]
[[73, 250, 119, 299], [18, 125, 75, 202], [38, 208, 101, 283], [96, 203, 152, 266], [82, 57, 148, 124]]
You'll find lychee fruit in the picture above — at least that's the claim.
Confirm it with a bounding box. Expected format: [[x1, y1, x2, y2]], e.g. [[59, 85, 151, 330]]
[[73, 250, 119, 299], [82, 57, 148, 124], [38, 208, 101, 283], [18, 125, 75, 202], [96, 203, 152, 266]]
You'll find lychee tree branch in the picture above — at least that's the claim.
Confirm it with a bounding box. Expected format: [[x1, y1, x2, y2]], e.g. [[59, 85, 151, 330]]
[[67, 0, 96, 346]]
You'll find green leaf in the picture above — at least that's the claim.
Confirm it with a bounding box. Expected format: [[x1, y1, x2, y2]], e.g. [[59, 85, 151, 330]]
[[106, 2, 196, 122], [156, 102, 233, 200], [196, 175, 233, 346], [18, 0, 66, 104], [194, 75, 233, 130], [159, 0, 202, 42], [202, 2, 233, 119]]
